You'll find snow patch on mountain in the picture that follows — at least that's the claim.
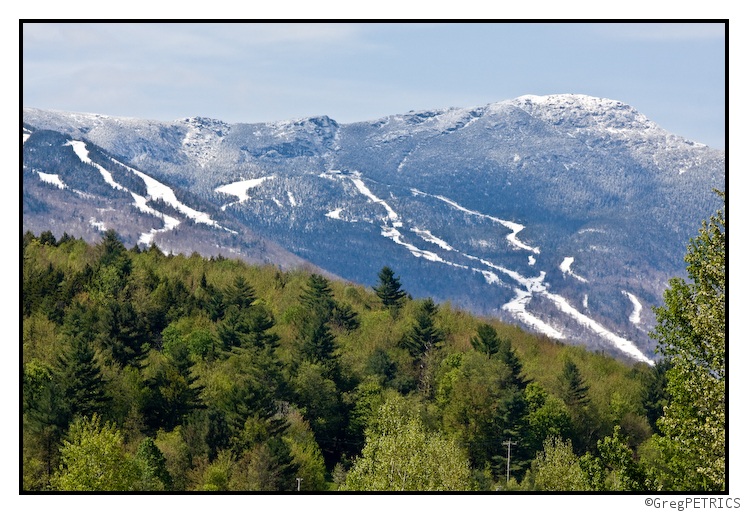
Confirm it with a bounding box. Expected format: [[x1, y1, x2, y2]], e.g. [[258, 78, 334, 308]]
[[622, 291, 643, 324], [542, 289, 653, 365], [37, 172, 66, 189], [178, 116, 231, 168], [350, 172, 401, 226], [560, 257, 589, 283], [411, 228, 456, 251], [112, 158, 233, 233], [215, 176, 275, 210], [503, 288, 565, 339], [65, 140, 124, 190], [325, 208, 344, 220], [89, 218, 107, 232], [410, 188, 540, 253], [63, 141, 237, 247]]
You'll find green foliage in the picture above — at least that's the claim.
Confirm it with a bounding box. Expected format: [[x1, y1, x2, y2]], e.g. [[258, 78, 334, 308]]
[[597, 425, 649, 491], [23, 230, 699, 491], [558, 359, 590, 408], [373, 266, 407, 310], [134, 437, 173, 491], [341, 397, 474, 491], [470, 322, 503, 358], [283, 410, 327, 490], [55, 334, 109, 420], [52, 414, 138, 491], [650, 190, 725, 491], [533, 436, 589, 491]]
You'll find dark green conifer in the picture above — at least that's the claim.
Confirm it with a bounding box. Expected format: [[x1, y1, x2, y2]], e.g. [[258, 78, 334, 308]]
[[558, 359, 590, 408], [55, 335, 109, 420], [373, 266, 407, 309]]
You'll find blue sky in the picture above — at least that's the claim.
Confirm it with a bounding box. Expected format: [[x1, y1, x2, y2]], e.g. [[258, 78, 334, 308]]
[[23, 22, 725, 149]]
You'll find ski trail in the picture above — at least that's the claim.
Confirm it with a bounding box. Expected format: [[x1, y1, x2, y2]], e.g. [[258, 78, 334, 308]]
[[348, 172, 401, 226], [111, 157, 236, 234], [36, 172, 66, 189], [65, 139, 237, 249], [214, 176, 275, 210], [622, 291, 643, 324], [410, 188, 540, 253], [560, 257, 589, 283], [332, 176, 651, 364]]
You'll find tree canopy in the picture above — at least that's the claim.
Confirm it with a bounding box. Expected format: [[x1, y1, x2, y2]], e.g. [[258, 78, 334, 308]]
[[22, 224, 726, 492], [649, 190, 725, 491]]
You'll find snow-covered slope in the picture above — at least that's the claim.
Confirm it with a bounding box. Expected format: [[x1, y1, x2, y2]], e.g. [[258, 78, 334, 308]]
[[23, 94, 725, 364]]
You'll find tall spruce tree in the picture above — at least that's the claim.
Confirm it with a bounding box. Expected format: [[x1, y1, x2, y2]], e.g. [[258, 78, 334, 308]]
[[55, 335, 109, 420], [558, 359, 590, 408], [373, 266, 407, 310]]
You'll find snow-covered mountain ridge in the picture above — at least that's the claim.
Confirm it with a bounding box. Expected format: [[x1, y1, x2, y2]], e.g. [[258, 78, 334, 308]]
[[23, 94, 725, 364]]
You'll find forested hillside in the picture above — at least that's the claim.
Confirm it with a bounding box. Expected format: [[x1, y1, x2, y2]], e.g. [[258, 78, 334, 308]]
[[22, 197, 724, 491]]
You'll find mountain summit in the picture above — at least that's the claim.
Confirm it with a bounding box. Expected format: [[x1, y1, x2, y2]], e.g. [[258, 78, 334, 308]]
[[23, 94, 725, 364]]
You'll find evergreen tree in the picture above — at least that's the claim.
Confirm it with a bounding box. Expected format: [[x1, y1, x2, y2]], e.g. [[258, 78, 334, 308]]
[[472, 323, 529, 390], [401, 298, 442, 358], [297, 312, 337, 366], [493, 389, 531, 482], [373, 266, 407, 310], [300, 274, 335, 313], [55, 335, 109, 420], [223, 275, 256, 311], [97, 300, 148, 367], [470, 323, 502, 358], [23, 362, 70, 488], [134, 437, 173, 491], [640, 359, 672, 435], [558, 359, 590, 408], [401, 298, 443, 397], [296, 274, 339, 376], [95, 229, 132, 277], [330, 301, 360, 332]]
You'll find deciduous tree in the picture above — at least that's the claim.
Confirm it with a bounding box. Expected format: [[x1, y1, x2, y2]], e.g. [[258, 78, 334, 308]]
[[650, 190, 725, 491], [52, 414, 138, 491], [341, 396, 474, 491]]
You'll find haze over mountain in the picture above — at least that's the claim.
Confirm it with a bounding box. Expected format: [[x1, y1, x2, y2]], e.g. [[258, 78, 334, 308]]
[[23, 94, 725, 364]]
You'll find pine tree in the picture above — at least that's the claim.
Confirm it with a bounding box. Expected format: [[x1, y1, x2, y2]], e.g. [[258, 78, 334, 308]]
[[470, 323, 502, 358], [296, 274, 338, 375], [558, 359, 590, 408], [134, 437, 173, 491], [55, 335, 109, 420], [224, 275, 256, 311], [402, 298, 443, 358], [300, 274, 335, 317], [373, 266, 407, 310], [401, 298, 443, 397]]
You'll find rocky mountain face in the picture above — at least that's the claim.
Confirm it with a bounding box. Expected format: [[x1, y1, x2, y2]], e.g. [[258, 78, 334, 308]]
[[23, 94, 725, 364]]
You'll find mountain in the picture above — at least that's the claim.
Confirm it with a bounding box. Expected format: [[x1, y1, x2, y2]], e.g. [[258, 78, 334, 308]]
[[22, 94, 725, 364], [21, 125, 326, 274]]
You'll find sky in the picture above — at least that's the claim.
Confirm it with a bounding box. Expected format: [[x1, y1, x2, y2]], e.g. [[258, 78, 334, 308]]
[[22, 22, 725, 149]]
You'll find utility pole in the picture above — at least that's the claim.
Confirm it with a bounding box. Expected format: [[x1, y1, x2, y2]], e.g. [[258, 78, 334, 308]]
[[503, 438, 517, 484], [296, 477, 303, 491]]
